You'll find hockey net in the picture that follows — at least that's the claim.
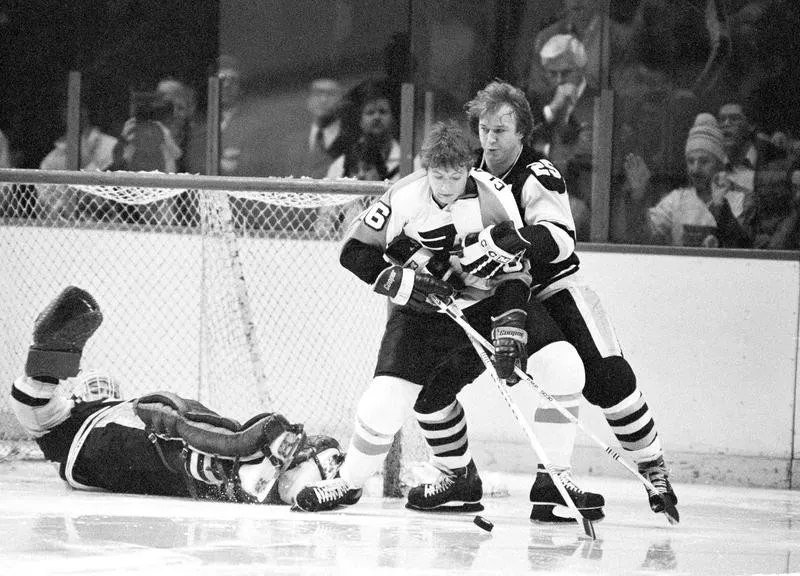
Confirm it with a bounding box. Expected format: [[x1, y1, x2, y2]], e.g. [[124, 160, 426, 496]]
[[0, 169, 427, 495]]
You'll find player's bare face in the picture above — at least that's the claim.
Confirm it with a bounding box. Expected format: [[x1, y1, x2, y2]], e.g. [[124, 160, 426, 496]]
[[479, 104, 524, 174], [428, 165, 470, 207]]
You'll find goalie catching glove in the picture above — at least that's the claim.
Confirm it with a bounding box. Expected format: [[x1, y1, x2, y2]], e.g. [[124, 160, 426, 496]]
[[25, 286, 104, 380], [491, 309, 528, 385], [460, 221, 531, 279], [373, 265, 454, 313]]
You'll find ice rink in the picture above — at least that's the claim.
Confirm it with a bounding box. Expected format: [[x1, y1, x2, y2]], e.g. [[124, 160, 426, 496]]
[[1, 461, 798, 576]]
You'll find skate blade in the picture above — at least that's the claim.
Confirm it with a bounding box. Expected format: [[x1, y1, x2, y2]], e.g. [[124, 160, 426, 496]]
[[405, 501, 484, 513], [530, 503, 605, 523]]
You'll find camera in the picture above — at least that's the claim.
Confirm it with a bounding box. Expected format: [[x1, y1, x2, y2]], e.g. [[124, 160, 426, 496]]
[[130, 91, 174, 123]]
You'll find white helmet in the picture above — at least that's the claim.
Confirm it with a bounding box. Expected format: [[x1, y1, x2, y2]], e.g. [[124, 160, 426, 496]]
[[73, 370, 123, 403]]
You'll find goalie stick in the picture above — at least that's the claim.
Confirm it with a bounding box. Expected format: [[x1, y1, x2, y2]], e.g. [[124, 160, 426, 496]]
[[428, 294, 680, 526]]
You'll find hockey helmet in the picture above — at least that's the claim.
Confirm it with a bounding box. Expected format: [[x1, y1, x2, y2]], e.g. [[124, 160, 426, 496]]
[[73, 369, 123, 403]]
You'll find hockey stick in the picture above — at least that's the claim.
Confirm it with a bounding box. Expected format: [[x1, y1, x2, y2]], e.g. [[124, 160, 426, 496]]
[[462, 325, 596, 540], [429, 294, 679, 525]]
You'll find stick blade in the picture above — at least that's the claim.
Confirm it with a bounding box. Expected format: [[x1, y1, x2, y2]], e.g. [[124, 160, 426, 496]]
[[663, 500, 680, 525], [581, 517, 597, 540]]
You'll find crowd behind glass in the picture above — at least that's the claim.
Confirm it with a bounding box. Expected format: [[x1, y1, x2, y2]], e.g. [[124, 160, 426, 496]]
[[1, 0, 798, 249]]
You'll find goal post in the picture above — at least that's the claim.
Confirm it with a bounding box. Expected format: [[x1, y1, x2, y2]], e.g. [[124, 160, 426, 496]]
[[0, 168, 427, 493]]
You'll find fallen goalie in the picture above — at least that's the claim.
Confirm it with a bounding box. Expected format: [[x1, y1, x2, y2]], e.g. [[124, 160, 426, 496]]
[[9, 285, 343, 505]]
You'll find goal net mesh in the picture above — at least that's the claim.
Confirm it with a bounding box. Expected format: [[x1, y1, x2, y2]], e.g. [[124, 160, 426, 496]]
[[0, 173, 428, 494]]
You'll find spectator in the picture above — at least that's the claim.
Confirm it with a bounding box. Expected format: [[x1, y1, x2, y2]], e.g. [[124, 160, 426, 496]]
[[39, 105, 117, 172], [609, 84, 699, 244], [629, 113, 746, 247], [524, 0, 603, 98], [308, 79, 344, 157], [717, 100, 787, 213], [710, 159, 800, 250], [528, 34, 595, 240], [702, 1, 800, 132], [293, 78, 345, 179], [316, 79, 401, 238], [37, 105, 118, 221], [155, 77, 204, 174], [106, 90, 184, 225], [326, 79, 400, 181], [186, 55, 277, 178], [110, 93, 183, 174]]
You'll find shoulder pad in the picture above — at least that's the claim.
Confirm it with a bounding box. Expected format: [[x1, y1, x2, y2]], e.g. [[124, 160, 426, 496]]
[[526, 159, 567, 194]]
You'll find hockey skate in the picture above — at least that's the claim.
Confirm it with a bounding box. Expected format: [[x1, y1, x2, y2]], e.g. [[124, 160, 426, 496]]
[[406, 459, 484, 512], [638, 456, 678, 515], [529, 466, 605, 522], [293, 477, 362, 512]]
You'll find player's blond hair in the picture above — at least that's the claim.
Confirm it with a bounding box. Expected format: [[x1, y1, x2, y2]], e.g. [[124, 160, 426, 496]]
[[419, 121, 474, 170]]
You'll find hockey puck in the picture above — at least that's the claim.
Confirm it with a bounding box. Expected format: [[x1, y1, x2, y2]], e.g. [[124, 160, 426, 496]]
[[473, 515, 494, 532]]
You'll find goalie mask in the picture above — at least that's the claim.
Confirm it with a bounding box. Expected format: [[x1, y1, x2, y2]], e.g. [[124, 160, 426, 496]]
[[72, 370, 123, 403], [276, 435, 344, 504]]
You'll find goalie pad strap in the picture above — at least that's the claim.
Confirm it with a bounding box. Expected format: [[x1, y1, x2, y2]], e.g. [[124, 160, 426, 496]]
[[25, 348, 81, 379]]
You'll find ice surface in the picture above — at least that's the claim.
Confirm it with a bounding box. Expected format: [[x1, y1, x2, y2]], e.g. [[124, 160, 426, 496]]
[[1, 461, 798, 575]]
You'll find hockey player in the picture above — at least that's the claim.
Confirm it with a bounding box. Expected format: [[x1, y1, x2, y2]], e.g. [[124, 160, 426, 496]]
[[292, 120, 603, 521], [10, 286, 343, 505], [465, 80, 677, 520]]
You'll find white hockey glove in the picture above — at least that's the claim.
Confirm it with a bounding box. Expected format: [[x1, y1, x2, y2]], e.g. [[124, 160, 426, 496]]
[[460, 221, 530, 279], [491, 309, 528, 385], [373, 265, 454, 313]]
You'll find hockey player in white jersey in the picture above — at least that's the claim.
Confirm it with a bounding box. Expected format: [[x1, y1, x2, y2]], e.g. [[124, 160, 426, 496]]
[[465, 80, 677, 521], [293, 120, 602, 520], [10, 286, 343, 505]]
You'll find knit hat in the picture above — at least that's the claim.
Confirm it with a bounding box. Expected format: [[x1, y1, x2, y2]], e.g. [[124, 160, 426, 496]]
[[685, 113, 726, 163], [539, 34, 588, 69]]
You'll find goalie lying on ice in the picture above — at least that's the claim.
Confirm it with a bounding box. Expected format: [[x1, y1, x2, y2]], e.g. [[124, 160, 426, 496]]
[[9, 285, 343, 505]]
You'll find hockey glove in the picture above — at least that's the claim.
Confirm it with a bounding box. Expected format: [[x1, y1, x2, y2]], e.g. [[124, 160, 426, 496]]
[[25, 286, 103, 379], [491, 309, 528, 385], [373, 265, 454, 313], [460, 221, 530, 279]]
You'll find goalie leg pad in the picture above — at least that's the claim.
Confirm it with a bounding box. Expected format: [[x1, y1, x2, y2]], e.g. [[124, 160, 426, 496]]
[[25, 286, 103, 379], [134, 392, 303, 462]]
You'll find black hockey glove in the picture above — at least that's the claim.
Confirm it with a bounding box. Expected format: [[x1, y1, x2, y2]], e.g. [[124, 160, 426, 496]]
[[491, 308, 528, 385], [373, 265, 454, 313], [25, 286, 103, 379]]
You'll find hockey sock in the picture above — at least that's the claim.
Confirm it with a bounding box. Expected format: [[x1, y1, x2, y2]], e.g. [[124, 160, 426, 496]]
[[532, 402, 580, 469], [528, 341, 584, 468], [603, 389, 663, 463], [339, 422, 395, 488], [415, 400, 472, 471], [339, 375, 419, 487]]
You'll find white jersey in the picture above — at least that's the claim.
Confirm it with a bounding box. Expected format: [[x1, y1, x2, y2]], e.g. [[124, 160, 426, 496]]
[[343, 168, 531, 307]]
